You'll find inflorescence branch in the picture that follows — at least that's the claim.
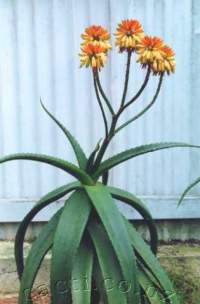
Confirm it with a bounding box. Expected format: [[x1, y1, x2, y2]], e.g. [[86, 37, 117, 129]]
[[92, 72, 164, 171], [79, 21, 175, 172], [120, 52, 132, 108], [93, 70, 109, 138], [115, 73, 164, 134], [96, 71, 115, 116], [122, 66, 151, 112]]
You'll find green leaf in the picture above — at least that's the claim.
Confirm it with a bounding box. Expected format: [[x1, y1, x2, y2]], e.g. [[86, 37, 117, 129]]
[[41, 100, 87, 169], [15, 181, 80, 279], [108, 186, 158, 254], [178, 176, 200, 206], [88, 221, 128, 304], [51, 190, 91, 304], [71, 239, 93, 304], [18, 209, 62, 304], [0, 153, 94, 185], [85, 184, 140, 304], [124, 218, 180, 304], [138, 267, 165, 304], [93, 142, 200, 179], [86, 139, 102, 173], [93, 259, 107, 304]]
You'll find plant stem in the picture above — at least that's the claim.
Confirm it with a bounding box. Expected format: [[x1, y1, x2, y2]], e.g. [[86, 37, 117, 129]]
[[92, 113, 119, 171], [92, 63, 162, 174], [96, 71, 115, 115], [115, 73, 164, 134], [120, 52, 132, 107], [92, 53, 132, 170], [122, 66, 151, 112], [102, 171, 109, 184], [93, 71, 108, 138]]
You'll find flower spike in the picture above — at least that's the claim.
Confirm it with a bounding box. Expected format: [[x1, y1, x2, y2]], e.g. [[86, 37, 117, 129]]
[[79, 43, 108, 70], [136, 36, 175, 75], [81, 25, 111, 52], [152, 45, 176, 75], [137, 36, 164, 64], [115, 19, 144, 52], [80, 25, 111, 70]]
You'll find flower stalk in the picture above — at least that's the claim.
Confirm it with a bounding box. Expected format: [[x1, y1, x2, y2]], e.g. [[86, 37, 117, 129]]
[[96, 71, 115, 115], [115, 73, 164, 134], [93, 70, 108, 137], [120, 51, 132, 107], [122, 65, 151, 112], [79, 21, 175, 172]]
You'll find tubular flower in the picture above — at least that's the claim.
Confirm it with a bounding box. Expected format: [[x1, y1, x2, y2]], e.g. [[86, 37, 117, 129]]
[[115, 19, 144, 52], [136, 36, 164, 67], [81, 25, 111, 51], [151, 45, 176, 75], [79, 43, 107, 69]]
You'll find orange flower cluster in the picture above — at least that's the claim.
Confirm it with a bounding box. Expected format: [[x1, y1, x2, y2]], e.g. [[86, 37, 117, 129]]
[[136, 36, 175, 75], [79, 20, 175, 75], [79, 25, 111, 70], [80, 43, 107, 69], [115, 19, 144, 52], [81, 25, 111, 50]]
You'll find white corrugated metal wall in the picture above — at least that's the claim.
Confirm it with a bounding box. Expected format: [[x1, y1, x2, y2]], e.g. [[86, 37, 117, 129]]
[[0, 0, 199, 221]]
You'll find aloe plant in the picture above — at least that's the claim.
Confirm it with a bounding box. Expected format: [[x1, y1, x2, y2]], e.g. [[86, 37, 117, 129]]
[[0, 20, 198, 304]]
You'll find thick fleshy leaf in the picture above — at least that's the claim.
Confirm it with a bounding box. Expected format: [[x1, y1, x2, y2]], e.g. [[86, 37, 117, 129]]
[[93, 259, 107, 304], [178, 176, 200, 206], [18, 209, 62, 304], [88, 221, 128, 304], [41, 101, 87, 169], [85, 184, 140, 304], [108, 186, 158, 254], [51, 190, 91, 304], [0, 153, 93, 185], [124, 218, 179, 304], [71, 240, 93, 303], [138, 261, 168, 303], [86, 139, 102, 173], [15, 182, 80, 279], [93, 142, 199, 179], [138, 267, 165, 304]]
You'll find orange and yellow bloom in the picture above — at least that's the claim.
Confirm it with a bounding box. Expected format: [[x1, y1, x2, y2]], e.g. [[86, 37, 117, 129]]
[[79, 43, 107, 69], [136, 36, 175, 74], [115, 19, 144, 52], [136, 36, 164, 64], [79, 22, 175, 75], [80, 25, 111, 69], [81, 25, 111, 51], [151, 45, 175, 75]]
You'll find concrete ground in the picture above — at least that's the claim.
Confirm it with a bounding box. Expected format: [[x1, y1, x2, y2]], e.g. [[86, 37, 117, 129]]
[[0, 296, 49, 304]]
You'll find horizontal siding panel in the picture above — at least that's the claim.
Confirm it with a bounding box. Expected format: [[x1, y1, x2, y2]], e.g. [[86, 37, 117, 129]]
[[0, 196, 199, 222], [0, 0, 199, 221]]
